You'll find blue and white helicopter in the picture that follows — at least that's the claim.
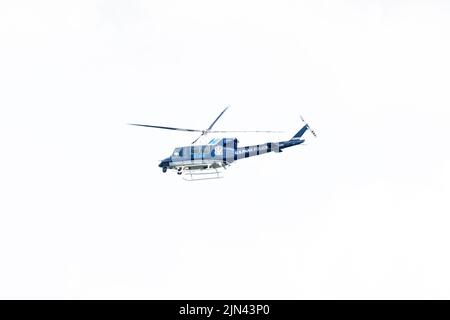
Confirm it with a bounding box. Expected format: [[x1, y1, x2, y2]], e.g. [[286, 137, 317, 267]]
[[130, 107, 316, 180]]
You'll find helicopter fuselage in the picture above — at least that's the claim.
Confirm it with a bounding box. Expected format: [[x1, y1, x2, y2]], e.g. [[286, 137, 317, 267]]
[[158, 137, 305, 174]]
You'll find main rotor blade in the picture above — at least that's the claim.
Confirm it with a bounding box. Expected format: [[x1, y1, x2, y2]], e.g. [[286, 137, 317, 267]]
[[191, 106, 230, 143], [191, 130, 283, 144], [206, 130, 284, 133], [207, 106, 229, 131], [191, 135, 203, 144], [128, 123, 204, 132]]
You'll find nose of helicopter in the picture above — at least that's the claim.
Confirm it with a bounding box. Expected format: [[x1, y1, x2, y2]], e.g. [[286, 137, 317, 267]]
[[158, 157, 170, 168]]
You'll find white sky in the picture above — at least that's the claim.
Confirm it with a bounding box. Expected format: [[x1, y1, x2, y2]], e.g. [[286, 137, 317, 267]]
[[0, 0, 449, 299]]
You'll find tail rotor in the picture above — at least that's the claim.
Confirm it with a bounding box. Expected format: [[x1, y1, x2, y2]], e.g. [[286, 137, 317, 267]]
[[300, 116, 317, 137]]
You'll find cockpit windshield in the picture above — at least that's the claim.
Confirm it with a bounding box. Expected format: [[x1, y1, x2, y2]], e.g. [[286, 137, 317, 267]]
[[172, 148, 181, 156]]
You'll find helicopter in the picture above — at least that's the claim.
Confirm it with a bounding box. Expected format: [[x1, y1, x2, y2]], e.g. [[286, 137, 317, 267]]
[[129, 107, 316, 180]]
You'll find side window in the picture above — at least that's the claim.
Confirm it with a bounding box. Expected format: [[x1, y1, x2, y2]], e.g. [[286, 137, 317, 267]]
[[194, 146, 202, 154]]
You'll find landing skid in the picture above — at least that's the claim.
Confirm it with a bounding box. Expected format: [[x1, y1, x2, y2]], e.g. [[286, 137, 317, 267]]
[[182, 168, 224, 181]]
